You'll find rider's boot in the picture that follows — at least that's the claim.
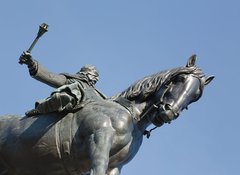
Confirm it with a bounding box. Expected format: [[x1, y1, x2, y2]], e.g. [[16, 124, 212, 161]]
[[25, 109, 41, 117]]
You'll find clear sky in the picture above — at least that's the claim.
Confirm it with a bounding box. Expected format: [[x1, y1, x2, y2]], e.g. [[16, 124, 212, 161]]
[[0, 0, 239, 175]]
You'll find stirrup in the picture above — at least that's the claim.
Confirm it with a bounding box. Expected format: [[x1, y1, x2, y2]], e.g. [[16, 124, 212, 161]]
[[25, 109, 40, 117]]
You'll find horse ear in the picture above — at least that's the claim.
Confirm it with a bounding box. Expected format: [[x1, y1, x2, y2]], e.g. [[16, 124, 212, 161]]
[[205, 75, 215, 85], [186, 54, 197, 67]]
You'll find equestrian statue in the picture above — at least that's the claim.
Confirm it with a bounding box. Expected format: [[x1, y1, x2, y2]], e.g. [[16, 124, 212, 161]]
[[0, 24, 214, 175]]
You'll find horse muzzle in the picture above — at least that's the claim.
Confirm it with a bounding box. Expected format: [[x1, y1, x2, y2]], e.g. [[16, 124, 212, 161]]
[[150, 103, 180, 127], [158, 104, 180, 124]]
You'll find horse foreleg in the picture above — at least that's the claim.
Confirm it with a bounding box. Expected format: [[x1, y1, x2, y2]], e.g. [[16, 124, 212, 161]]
[[88, 128, 114, 175]]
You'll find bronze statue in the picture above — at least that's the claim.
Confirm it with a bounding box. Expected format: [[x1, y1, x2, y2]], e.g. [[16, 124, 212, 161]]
[[0, 55, 214, 175], [0, 24, 214, 175]]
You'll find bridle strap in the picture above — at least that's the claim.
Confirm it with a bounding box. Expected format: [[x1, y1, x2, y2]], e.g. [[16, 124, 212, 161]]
[[143, 126, 158, 139], [141, 81, 175, 139]]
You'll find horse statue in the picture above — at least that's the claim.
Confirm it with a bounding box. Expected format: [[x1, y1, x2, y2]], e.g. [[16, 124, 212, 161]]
[[0, 55, 214, 175]]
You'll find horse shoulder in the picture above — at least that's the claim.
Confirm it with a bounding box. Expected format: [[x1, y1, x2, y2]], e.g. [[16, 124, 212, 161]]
[[110, 108, 133, 135]]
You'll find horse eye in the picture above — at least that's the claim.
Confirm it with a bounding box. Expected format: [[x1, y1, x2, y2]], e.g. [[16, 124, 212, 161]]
[[172, 75, 185, 83]]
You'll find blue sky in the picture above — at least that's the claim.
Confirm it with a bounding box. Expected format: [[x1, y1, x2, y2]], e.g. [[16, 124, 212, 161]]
[[0, 1, 239, 174]]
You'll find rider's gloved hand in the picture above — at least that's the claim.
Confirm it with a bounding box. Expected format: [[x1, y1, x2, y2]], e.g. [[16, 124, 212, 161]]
[[19, 51, 34, 66], [19, 51, 37, 75]]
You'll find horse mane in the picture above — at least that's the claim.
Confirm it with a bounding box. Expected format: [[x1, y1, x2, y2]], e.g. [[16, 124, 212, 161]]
[[112, 66, 205, 102]]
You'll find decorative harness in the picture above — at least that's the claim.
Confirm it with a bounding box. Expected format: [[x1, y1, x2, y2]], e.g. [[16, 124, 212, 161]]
[[113, 83, 172, 139]]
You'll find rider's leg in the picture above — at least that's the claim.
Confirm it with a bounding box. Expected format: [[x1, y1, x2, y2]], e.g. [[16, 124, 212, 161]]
[[25, 92, 76, 117]]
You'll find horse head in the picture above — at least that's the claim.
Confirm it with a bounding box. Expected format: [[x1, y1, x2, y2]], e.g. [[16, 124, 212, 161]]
[[151, 55, 214, 126]]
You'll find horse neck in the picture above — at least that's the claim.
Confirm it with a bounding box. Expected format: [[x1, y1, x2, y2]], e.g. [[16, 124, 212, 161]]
[[132, 100, 154, 132]]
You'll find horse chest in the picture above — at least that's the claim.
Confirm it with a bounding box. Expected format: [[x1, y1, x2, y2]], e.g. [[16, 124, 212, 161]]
[[109, 126, 143, 167]]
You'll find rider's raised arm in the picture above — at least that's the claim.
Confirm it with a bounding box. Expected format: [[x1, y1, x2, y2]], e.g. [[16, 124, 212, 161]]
[[19, 52, 67, 88], [32, 61, 67, 88]]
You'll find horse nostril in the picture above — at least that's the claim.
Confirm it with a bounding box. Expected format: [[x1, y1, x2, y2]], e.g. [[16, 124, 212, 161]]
[[164, 104, 172, 110]]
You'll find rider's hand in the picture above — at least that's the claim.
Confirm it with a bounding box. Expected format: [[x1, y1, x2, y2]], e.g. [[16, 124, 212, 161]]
[[19, 51, 35, 67]]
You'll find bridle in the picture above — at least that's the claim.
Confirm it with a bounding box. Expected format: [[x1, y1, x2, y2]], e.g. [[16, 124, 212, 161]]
[[143, 73, 203, 138], [142, 80, 174, 138]]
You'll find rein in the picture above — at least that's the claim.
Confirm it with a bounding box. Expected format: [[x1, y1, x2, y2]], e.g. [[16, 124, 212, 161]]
[[141, 82, 172, 138]]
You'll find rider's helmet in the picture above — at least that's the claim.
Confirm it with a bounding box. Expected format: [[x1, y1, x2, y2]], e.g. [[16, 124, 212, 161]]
[[78, 65, 99, 85]]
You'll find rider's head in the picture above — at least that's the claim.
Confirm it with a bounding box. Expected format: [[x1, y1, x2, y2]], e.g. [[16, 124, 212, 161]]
[[78, 65, 99, 85]]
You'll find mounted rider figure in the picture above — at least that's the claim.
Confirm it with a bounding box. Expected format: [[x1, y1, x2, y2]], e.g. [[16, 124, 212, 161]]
[[19, 51, 106, 117]]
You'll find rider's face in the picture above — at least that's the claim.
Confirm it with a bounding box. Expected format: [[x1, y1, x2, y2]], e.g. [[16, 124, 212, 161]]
[[87, 73, 99, 85]]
